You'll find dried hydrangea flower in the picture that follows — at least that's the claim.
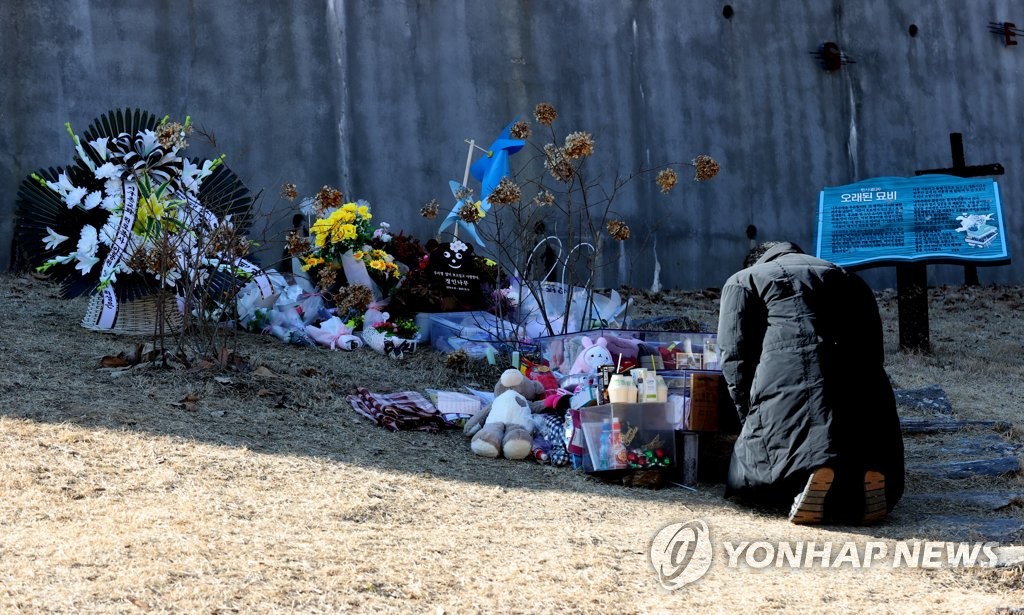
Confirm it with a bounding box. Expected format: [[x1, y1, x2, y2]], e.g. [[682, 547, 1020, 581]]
[[317, 267, 337, 291], [314, 185, 344, 214], [281, 183, 298, 201], [607, 219, 631, 241], [543, 144, 574, 182], [127, 246, 149, 272], [444, 349, 470, 371], [563, 131, 594, 160], [230, 235, 252, 258], [534, 102, 558, 126], [145, 243, 175, 273], [157, 122, 190, 150], [487, 177, 521, 205], [510, 120, 531, 140], [206, 223, 247, 257], [454, 185, 474, 201], [656, 168, 678, 193], [692, 155, 720, 182], [458, 203, 482, 224], [532, 190, 556, 206], [335, 284, 375, 312], [285, 229, 310, 255], [420, 198, 439, 219]]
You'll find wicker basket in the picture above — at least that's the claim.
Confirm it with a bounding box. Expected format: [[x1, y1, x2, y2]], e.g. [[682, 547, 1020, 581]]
[[82, 293, 183, 335]]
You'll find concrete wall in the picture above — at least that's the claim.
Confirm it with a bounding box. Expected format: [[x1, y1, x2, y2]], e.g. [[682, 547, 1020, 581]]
[[3, 0, 1021, 289]]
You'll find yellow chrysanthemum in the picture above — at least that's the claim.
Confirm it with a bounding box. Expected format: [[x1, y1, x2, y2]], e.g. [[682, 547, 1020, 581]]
[[301, 255, 325, 271], [352, 250, 366, 260], [310, 218, 333, 246], [369, 259, 387, 272], [331, 223, 357, 243]]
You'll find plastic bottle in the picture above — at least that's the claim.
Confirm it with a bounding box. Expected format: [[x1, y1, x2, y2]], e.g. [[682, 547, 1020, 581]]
[[597, 418, 612, 470], [608, 374, 638, 403], [703, 336, 719, 370], [655, 375, 669, 403], [610, 417, 627, 469]]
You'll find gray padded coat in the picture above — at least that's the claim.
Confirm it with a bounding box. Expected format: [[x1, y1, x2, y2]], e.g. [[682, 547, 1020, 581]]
[[717, 242, 905, 510]]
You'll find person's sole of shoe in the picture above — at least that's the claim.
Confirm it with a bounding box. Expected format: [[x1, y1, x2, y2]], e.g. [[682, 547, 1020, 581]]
[[862, 470, 887, 524], [789, 467, 834, 524]]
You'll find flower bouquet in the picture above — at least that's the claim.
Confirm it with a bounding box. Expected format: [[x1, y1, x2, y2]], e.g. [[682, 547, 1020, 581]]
[[360, 309, 420, 358], [14, 108, 268, 334], [294, 186, 403, 301]]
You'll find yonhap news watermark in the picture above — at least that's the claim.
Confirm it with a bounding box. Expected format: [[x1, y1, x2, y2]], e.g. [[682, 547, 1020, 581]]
[[649, 518, 1006, 591]]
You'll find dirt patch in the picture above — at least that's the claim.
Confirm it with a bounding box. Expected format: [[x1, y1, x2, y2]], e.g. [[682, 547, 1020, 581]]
[[0, 274, 1022, 613]]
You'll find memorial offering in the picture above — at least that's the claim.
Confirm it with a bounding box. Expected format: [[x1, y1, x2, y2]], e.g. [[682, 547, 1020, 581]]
[[14, 108, 268, 333]]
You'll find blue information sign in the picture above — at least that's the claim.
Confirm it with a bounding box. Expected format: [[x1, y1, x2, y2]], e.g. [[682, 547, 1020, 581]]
[[815, 175, 1009, 268]]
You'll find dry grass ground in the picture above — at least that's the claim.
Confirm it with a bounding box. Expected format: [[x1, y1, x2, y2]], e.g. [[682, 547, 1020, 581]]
[[1, 273, 1022, 613]]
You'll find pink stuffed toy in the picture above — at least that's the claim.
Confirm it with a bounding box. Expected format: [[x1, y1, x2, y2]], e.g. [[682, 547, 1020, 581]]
[[569, 336, 614, 374]]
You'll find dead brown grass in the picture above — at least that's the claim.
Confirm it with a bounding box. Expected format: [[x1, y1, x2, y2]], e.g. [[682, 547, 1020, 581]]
[[0, 274, 1022, 613]]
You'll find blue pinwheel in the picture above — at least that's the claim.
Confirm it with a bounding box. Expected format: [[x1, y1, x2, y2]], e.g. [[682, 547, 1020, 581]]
[[470, 118, 526, 204], [438, 119, 526, 248], [438, 180, 486, 248]]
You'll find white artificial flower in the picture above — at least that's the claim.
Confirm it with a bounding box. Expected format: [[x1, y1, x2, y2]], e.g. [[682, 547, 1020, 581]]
[[44, 175, 64, 195], [137, 130, 159, 155], [46, 173, 87, 207], [45, 173, 73, 194], [101, 193, 121, 211], [373, 222, 393, 243], [75, 252, 100, 275], [99, 214, 121, 245], [65, 186, 88, 208], [94, 161, 119, 180], [181, 158, 213, 189], [105, 176, 123, 197], [82, 191, 103, 210], [76, 225, 99, 263], [88, 137, 110, 160], [157, 267, 181, 288], [43, 227, 70, 250], [74, 141, 95, 172]]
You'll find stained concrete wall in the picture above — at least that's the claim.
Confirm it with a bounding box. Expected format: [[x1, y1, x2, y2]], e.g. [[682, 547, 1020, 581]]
[[2, 0, 1022, 289]]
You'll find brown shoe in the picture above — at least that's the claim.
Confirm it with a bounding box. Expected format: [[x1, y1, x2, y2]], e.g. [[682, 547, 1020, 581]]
[[789, 467, 835, 525], [862, 470, 887, 524]]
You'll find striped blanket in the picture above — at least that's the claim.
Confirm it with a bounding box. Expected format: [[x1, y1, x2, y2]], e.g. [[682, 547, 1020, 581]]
[[346, 388, 450, 433]]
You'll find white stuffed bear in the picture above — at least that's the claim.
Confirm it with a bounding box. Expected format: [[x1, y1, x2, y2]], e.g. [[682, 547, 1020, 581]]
[[468, 387, 536, 460]]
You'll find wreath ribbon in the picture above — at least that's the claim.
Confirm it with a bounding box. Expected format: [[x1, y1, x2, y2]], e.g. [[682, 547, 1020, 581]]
[[92, 178, 141, 329], [175, 189, 275, 301]]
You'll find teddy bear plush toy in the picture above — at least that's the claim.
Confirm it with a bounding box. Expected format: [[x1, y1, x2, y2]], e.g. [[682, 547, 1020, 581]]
[[464, 368, 545, 459]]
